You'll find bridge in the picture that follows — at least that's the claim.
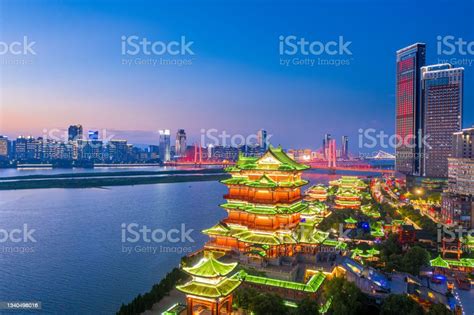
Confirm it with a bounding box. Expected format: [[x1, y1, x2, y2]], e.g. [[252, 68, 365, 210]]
[[305, 162, 395, 174]]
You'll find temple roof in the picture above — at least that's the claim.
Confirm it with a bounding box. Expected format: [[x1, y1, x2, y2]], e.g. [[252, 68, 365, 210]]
[[235, 270, 326, 293], [221, 175, 308, 189], [182, 255, 238, 278], [430, 255, 450, 268], [176, 277, 241, 298], [220, 201, 308, 215], [226, 146, 309, 172], [430, 255, 474, 269], [344, 217, 358, 224]]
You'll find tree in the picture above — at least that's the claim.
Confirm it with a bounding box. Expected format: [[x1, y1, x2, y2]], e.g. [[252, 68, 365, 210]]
[[428, 303, 453, 315], [250, 292, 288, 315], [296, 298, 319, 315], [323, 276, 363, 315], [381, 294, 423, 315], [234, 287, 258, 310], [401, 246, 430, 276]]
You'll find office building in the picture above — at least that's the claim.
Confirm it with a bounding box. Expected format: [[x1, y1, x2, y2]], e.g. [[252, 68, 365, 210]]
[[257, 129, 267, 150], [0, 136, 9, 158], [88, 130, 99, 140], [68, 124, 83, 141], [452, 126, 474, 159], [323, 133, 331, 159], [175, 129, 187, 157], [159, 129, 171, 162], [395, 43, 426, 175], [341, 136, 349, 159], [422, 64, 463, 178]]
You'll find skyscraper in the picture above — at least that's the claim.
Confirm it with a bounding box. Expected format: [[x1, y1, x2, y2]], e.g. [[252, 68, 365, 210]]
[[68, 124, 83, 141], [88, 130, 99, 140], [159, 129, 171, 162], [395, 43, 426, 175], [341, 136, 349, 159], [452, 126, 474, 159], [0, 136, 9, 158], [257, 129, 267, 150], [175, 129, 187, 157], [323, 133, 331, 159], [422, 64, 463, 178]]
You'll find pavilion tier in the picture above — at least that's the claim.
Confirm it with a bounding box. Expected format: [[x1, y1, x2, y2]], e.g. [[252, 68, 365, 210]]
[[203, 147, 347, 258]]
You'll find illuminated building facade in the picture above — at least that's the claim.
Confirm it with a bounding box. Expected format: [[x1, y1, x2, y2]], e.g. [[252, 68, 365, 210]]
[[68, 124, 83, 141], [257, 129, 267, 150], [175, 129, 187, 157], [159, 129, 171, 162], [341, 135, 349, 159], [0, 136, 9, 158], [395, 43, 426, 175], [422, 64, 463, 178], [203, 146, 345, 264]]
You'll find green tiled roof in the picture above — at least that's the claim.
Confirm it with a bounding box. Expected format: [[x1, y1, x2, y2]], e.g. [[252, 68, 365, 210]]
[[430, 256, 474, 269], [235, 270, 326, 293], [177, 277, 241, 298], [221, 175, 308, 188], [183, 255, 238, 278], [430, 255, 450, 268], [202, 222, 231, 236], [297, 227, 329, 244], [322, 239, 348, 250], [227, 146, 309, 171], [344, 217, 358, 224], [445, 258, 474, 268], [220, 201, 308, 215]]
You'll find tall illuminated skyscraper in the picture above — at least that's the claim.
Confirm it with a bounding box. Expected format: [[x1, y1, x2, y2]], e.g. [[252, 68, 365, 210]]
[[0, 136, 9, 158], [323, 133, 331, 159], [395, 43, 426, 175], [422, 64, 463, 178], [159, 129, 171, 162], [257, 129, 267, 150], [175, 129, 187, 157], [341, 136, 349, 159], [68, 124, 83, 141]]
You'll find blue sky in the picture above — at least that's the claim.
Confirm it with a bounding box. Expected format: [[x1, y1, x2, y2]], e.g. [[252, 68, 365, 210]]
[[0, 0, 472, 152]]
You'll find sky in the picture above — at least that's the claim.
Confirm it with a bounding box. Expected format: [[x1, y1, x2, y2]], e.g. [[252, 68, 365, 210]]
[[0, 0, 473, 152]]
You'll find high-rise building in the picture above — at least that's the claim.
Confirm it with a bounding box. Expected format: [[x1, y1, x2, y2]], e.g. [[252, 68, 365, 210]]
[[341, 136, 349, 159], [108, 139, 128, 162], [159, 129, 171, 162], [442, 127, 474, 228], [422, 64, 463, 178], [68, 124, 83, 141], [0, 136, 9, 158], [395, 43, 426, 175], [257, 129, 267, 150], [88, 130, 99, 140], [175, 129, 187, 157], [323, 133, 331, 159], [327, 139, 337, 168], [452, 126, 474, 159]]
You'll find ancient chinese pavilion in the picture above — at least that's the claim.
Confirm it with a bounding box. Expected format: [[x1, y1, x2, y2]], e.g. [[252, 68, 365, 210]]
[[176, 254, 241, 315], [203, 146, 344, 264]]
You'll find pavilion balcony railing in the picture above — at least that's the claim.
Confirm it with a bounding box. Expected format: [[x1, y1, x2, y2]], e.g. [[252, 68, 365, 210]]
[[223, 194, 302, 204]]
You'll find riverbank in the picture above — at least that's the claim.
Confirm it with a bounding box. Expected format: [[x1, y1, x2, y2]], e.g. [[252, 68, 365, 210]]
[[0, 169, 229, 190]]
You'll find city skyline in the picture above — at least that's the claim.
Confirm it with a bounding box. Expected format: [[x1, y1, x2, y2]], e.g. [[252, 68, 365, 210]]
[[1, 0, 473, 149]]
